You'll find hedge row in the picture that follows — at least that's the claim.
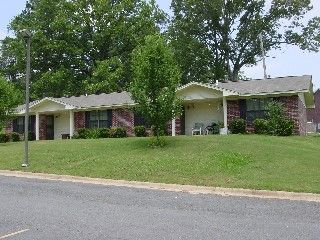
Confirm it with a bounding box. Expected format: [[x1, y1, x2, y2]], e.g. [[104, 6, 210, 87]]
[[73, 127, 128, 139], [0, 132, 21, 143]]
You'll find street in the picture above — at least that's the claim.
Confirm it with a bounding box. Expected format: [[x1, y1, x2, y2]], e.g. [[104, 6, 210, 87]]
[[0, 175, 319, 240]]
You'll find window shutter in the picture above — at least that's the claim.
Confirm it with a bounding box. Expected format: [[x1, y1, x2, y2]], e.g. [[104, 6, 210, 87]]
[[85, 111, 90, 128], [13, 119, 18, 132], [107, 110, 112, 128], [239, 100, 247, 120], [29, 116, 36, 132]]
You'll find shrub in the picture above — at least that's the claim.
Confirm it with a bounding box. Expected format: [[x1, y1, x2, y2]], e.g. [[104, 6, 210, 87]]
[[229, 118, 246, 134], [11, 132, 21, 142], [274, 118, 294, 136], [109, 128, 127, 138], [97, 128, 110, 138], [76, 128, 90, 139], [267, 101, 294, 136], [148, 136, 167, 147], [0, 133, 10, 143], [253, 119, 269, 135], [134, 126, 147, 137]]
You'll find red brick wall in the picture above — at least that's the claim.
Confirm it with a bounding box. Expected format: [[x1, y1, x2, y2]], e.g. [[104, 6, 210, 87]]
[[227, 100, 240, 126], [277, 96, 306, 135], [227, 95, 307, 135], [4, 121, 13, 134], [74, 112, 85, 130], [112, 109, 134, 136], [39, 115, 47, 140]]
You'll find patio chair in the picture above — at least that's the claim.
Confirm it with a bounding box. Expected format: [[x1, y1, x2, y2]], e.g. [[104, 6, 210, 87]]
[[192, 123, 204, 135]]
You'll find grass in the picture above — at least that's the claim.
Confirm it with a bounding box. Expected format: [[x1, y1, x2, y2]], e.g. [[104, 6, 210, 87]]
[[0, 135, 320, 193]]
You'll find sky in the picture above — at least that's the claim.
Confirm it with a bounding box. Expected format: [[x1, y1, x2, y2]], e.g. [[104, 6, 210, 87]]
[[0, 0, 319, 89]]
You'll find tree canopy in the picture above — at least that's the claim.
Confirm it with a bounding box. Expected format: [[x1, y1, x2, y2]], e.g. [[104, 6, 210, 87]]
[[169, 0, 320, 83], [130, 34, 181, 140], [0, 0, 167, 99], [0, 76, 22, 128]]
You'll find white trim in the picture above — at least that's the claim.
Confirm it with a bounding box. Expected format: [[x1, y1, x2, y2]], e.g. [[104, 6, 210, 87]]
[[69, 110, 74, 138], [171, 118, 176, 137], [238, 90, 309, 97], [223, 97, 228, 134], [35, 112, 39, 141], [76, 103, 137, 111], [177, 82, 238, 96], [17, 97, 76, 114]]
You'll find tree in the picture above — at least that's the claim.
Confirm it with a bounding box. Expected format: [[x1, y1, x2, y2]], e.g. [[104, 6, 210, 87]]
[[0, 76, 22, 129], [0, 0, 167, 99], [130, 34, 181, 142], [169, 0, 320, 83]]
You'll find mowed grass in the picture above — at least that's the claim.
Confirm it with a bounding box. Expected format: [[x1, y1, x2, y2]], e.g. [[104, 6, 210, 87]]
[[0, 135, 319, 193]]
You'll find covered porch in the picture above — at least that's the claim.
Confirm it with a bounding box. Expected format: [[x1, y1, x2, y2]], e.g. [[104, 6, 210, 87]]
[[172, 82, 234, 136], [17, 98, 75, 140]]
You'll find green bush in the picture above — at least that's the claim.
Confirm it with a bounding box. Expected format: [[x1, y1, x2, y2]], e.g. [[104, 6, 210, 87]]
[[134, 126, 147, 137], [0, 133, 10, 143], [97, 128, 110, 138], [229, 118, 246, 134], [110, 128, 127, 138], [267, 101, 294, 136], [11, 132, 21, 142], [76, 128, 91, 139], [253, 119, 269, 135], [148, 136, 167, 147], [274, 118, 295, 136]]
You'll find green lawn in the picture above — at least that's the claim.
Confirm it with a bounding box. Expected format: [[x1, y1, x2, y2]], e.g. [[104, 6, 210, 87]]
[[0, 135, 319, 193]]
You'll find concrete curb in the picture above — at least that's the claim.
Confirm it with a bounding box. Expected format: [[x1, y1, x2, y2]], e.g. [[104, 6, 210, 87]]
[[0, 170, 320, 203]]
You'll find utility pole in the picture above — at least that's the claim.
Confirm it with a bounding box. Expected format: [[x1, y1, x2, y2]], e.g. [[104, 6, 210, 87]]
[[20, 29, 32, 168], [259, 33, 268, 79]]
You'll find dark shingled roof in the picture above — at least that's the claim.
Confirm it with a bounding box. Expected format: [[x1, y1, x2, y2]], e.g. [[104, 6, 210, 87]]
[[217, 75, 312, 95], [56, 91, 134, 108], [16, 91, 134, 112], [16, 76, 313, 112]]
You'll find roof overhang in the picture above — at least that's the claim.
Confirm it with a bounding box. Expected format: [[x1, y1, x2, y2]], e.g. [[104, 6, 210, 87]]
[[176, 82, 239, 100], [16, 97, 76, 115]]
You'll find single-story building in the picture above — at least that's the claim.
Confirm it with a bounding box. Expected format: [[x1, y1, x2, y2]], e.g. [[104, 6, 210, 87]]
[[3, 75, 315, 140], [307, 89, 320, 133]]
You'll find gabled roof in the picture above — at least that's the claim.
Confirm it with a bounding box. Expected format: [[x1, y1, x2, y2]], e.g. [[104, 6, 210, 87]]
[[177, 81, 239, 95], [16, 91, 135, 113], [57, 91, 134, 108], [217, 75, 313, 95]]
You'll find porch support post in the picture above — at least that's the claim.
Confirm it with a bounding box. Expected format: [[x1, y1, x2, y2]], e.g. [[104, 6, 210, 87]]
[[171, 118, 176, 137], [35, 112, 40, 141], [69, 110, 74, 138], [223, 97, 228, 134]]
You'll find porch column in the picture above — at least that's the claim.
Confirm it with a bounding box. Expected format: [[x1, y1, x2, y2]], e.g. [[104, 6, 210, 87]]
[[223, 97, 228, 134], [69, 110, 74, 138], [35, 112, 40, 141], [171, 118, 176, 137]]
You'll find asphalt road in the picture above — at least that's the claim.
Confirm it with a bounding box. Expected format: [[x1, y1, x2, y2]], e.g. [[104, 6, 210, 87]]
[[0, 176, 319, 240]]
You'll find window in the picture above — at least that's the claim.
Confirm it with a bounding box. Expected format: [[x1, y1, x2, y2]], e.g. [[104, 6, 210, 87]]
[[13, 116, 35, 134], [246, 98, 271, 123], [89, 110, 108, 128], [17, 117, 24, 134]]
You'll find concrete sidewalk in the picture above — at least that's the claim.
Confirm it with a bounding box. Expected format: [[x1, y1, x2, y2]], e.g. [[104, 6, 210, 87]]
[[0, 170, 319, 203]]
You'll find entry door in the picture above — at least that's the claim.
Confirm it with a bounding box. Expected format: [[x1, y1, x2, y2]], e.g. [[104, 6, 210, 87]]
[[46, 115, 54, 140]]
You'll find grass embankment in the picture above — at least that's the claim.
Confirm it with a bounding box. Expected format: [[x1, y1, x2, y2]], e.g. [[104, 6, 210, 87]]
[[0, 135, 319, 193]]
